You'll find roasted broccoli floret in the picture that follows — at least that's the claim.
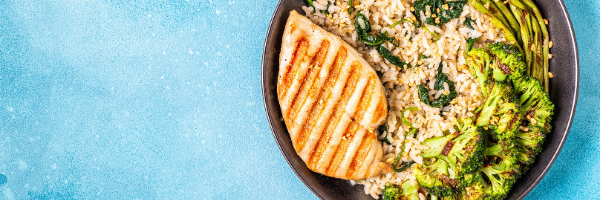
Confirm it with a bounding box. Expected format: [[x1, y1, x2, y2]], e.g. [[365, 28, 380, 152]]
[[458, 174, 490, 200], [475, 81, 522, 140], [466, 48, 493, 98], [480, 140, 521, 199], [487, 42, 526, 82], [415, 118, 486, 197], [515, 125, 546, 169], [512, 76, 554, 170], [513, 76, 554, 133], [382, 181, 421, 200], [383, 184, 401, 200], [467, 43, 526, 96], [414, 158, 460, 197]]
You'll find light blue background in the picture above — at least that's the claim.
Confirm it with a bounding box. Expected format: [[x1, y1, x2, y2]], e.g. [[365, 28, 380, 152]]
[[0, 0, 597, 199]]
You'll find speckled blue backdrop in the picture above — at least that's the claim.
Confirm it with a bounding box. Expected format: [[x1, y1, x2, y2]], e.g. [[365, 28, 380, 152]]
[[0, 0, 597, 199]]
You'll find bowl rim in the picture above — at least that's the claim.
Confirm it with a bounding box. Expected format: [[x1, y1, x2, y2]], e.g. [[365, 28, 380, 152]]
[[261, 0, 579, 199]]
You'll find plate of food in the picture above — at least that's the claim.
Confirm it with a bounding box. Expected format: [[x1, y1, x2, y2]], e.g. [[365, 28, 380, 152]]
[[262, 0, 578, 199]]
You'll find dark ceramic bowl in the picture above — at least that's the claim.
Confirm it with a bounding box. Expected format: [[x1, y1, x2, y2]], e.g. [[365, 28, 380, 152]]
[[262, 0, 579, 199]]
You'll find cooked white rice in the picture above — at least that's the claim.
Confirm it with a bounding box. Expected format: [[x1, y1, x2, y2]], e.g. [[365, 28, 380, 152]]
[[302, 0, 506, 199]]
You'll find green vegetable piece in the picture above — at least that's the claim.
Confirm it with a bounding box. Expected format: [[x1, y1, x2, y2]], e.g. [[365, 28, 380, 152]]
[[393, 128, 417, 172], [355, 11, 371, 32], [348, 0, 354, 14], [383, 181, 421, 200], [378, 124, 392, 145], [401, 106, 420, 128], [513, 76, 554, 132], [383, 184, 401, 200], [466, 48, 492, 98], [422, 26, 440, 41], [480, 140, 521, 200], [378, 31, 399, 47], [391, 107, 421, 172], [306, 0, 314, 7], [390, 19, 410, 28], [415, 118, 486, 197], [417, 63, 457, 108], [382, 132, 392, 145], [412, 0, 468, 27], [475, 81, 522, 141], [456, 173, 490, 200], [463, 17, 477, 29], [360, 34, 385, 46], [320, 1, 331, 15], [466, 37, 477, 53], [514, 125, 545, 170], [354, 11, 385, 47], [377, 45, 411, 69], [488, 42, 526, 81]]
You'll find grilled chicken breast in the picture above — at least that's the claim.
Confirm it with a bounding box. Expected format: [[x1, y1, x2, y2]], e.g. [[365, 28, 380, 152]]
[[277, 10, 390, 180]]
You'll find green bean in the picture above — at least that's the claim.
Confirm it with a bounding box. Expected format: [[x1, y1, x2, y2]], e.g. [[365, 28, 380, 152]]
[[469, 0, 522, 54], [508, 0, 526, 10], [522, 0, 550, 92], [530, 16, 539, 79], [479, 0, 516, 36], [489, 15, 523, 53], [530, 16, 543, 83], [492, 0, 522, 45], [509, 3, 531, 74], [525, 12, 534, 75]]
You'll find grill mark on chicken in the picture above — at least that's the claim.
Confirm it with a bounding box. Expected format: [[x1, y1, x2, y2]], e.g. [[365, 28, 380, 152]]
[[326, 120, 361, 175], [278, 11, 388, 180], [346, 131, 374, 178], [371, 81, 387, 125], [305, 59, 361, 165], [291, 50, 341, 152], [305, 49, 358, 169], [290, 40, 331, 151], [280, 38, 310, 117], [352, 75, 375, 124]]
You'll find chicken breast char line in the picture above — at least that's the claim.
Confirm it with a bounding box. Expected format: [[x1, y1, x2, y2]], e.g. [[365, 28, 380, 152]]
[[277, 10, 391, 180]]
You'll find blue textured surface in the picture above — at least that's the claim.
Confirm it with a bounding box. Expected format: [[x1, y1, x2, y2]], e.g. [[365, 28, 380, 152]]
[[0, 0, 597, 199]]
